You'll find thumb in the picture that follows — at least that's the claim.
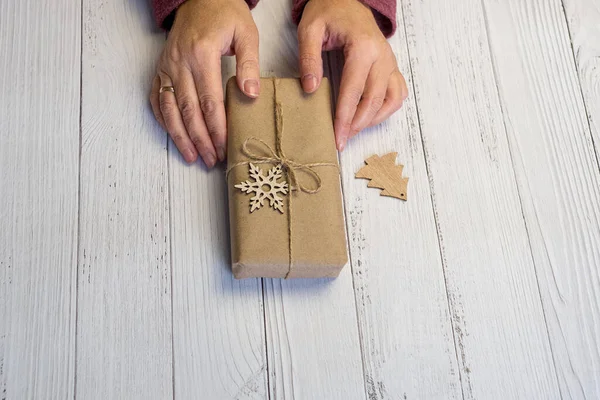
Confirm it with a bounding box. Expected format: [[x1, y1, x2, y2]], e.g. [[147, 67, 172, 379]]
[[298, 23, 325, 93], [234, 26, 260, 98]]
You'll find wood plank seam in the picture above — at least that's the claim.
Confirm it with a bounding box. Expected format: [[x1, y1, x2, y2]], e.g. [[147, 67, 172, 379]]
[[325, 53, 375, 400], [78, 0, 174, 395], [480, 0, 600, 397], [399, 0, 564, 397], [397, 2, 469, 398], [477, 3, 566, 398], [167, 141, 176, 400], [262, 278, 271, 400], [74, 0, 84, 396], [559, 0, 600, 171]]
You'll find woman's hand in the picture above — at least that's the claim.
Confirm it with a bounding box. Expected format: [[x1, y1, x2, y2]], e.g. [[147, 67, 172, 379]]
[[297, 0, 408, 150], [150, 0, 260, 167]]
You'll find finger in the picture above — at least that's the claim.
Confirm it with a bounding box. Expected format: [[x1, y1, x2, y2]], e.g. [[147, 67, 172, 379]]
[[349, 65, 389, 137], [192, 50, 227, 162], [234, 25, 260, 98], [399, 70, 409, 101], [158, 73, 199, 164], [334, 50, 373, 151], [171, 68, 218, 168], [297, 22, 325, 93], [368, 71, 407, 127], [150, 75, 166, 130]]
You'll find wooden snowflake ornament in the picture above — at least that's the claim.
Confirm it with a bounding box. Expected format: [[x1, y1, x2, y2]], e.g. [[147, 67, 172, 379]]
[[235, 163, 289, 213], [355, 152, 409, 200]]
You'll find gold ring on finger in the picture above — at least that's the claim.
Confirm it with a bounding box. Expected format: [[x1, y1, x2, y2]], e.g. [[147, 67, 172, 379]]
[[159, 86, 175, 94]]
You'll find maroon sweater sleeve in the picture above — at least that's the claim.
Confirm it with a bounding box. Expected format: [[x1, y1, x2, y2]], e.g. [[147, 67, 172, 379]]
[[152, 0, 260, 29], [292, 0, 397, 38], [153, 0, 396, 38]]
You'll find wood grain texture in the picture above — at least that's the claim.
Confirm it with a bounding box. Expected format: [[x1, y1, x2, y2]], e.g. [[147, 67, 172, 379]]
[[227, 4, 365, 398], [77, 0, 173, 397], [400, 0, 562, 398], [326, 15, 463, 399], [166, 3, 295, 399], [168, 155, 266, 398], [355, 152, 409, 200], [168, 91, 266, 399], [482, 0, 600, 397], [263, 277, 364, 400], [563, 0, 600, 160], [0, 1, 80, 398]]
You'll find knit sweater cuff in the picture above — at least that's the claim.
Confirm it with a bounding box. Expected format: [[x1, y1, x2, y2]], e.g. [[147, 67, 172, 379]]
[[291, 0, 397, 38], [153, 0, 260, 30]]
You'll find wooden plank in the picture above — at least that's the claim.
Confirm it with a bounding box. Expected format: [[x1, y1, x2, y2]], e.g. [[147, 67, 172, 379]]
[[0, 1, 80, 398], [482, 0, 600, 397], [76, 0, 173, 397], [166, 3, 267, 400], [400, 0, 562, 398], [325, 11, 462, 399], [233, 5, 365, 399], [562, 0, 600, 159], [263, 277, 364, 399], [168, 106, 266, 398]]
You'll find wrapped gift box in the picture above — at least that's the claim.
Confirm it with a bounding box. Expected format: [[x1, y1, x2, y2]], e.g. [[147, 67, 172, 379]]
[[225, 77, 348, 278]]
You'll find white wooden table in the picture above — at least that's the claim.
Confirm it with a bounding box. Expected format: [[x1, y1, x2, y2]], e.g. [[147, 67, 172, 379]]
[[2, 0, 600, 398]]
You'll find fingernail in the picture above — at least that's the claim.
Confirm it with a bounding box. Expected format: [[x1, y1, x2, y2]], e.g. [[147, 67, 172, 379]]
[[204, 153, 216, 168], [184, 149, 196, 163], [337, 137, 346, 152], [217, 146, 226, 162], [303, 74, 317, 92], [244, 80, 259, 97]]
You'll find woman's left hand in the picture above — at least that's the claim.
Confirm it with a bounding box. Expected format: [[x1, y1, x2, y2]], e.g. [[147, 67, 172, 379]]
[[297, 0, 408, 150]]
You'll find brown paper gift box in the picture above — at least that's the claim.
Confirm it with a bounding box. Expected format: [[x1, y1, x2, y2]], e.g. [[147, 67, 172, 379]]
[[225, 77, 348, 279]]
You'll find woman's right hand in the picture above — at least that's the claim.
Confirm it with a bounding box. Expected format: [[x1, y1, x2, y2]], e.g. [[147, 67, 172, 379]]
[[150, 0, 260, 167]]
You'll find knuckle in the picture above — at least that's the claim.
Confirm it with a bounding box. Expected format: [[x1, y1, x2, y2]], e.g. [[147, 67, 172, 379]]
[[242, 24, 259, 39], [171, 133, 185, 143], [205, 120, 224, 139], [239, 58, 259, 74], [387, 49, 399, 65], [299, 54, 319, 72], [190, 134, 209, 151], [191, 135, 203, 147], [165, 46, 182, 63], [178, 97, 198, 121], [298, 21, 321, 39], [236, 30, 258, 51], [349, 125, 362, 137], [159, 93, 169, 107], [159, 98, 177, 118], [336, 116, 352, 130], [191, 38, 213, 58], [367, 95, 385, 113], [388, 90, 403, 108], [199, 95, 219, 116], [365, 44, 380, 60], [350, 39, 379, 60], [346, 88, 363, 105], [393, 97, 404, 111], [161, 108, 176, 120]]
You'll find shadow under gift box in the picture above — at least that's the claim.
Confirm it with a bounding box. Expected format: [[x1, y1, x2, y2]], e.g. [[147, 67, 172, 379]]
[[225, 77, 348, 279]]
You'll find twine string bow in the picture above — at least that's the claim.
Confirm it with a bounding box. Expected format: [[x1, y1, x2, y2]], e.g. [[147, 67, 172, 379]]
[[226, 78, 338, 278]]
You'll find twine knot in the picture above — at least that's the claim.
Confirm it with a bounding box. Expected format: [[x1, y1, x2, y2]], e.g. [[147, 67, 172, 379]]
[[237, 136, 326, 194]]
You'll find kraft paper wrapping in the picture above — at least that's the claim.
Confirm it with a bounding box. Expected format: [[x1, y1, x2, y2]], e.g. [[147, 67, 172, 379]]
[[226, 77, 348, 279]]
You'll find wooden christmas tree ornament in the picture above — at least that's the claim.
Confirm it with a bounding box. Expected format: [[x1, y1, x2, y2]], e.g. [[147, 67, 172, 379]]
[[355, 152, 409, 200]]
